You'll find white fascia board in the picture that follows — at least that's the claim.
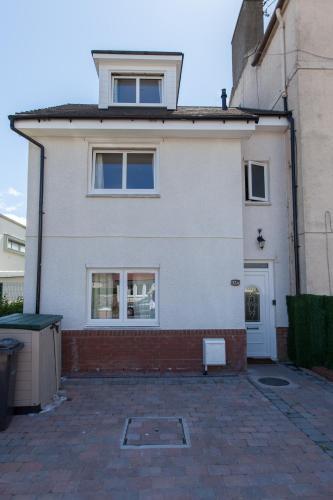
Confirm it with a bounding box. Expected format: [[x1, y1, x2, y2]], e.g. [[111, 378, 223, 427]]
[[92, 53, 183, 74], [256, 116, 289, 131], [14, 119, 256, 139], [0, 271, 24, 278]]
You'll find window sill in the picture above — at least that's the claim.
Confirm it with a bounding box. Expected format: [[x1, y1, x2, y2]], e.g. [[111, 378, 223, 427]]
[[87, 193, 160, 199], [5, 248, 25, 256], [245, 201, 272, 206], [84, 324, 160, 330], [109, 103, 166, 108]]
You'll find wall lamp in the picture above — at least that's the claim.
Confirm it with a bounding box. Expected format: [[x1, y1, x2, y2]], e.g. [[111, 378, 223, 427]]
[[257, 228, 266, 250]]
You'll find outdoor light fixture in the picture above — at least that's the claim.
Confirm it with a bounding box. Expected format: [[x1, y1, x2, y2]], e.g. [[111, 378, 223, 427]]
[[257, 229, 266, 250]]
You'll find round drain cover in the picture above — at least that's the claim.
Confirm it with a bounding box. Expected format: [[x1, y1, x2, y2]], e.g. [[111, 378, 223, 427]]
[[258, 377, 290, 387]]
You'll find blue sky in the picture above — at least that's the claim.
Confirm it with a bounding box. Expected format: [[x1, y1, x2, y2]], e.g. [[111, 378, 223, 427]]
[[0, 0, 277, 225]]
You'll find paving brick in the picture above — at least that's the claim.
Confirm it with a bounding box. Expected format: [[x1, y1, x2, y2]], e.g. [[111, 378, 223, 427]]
[[0, 366, 332, 497]]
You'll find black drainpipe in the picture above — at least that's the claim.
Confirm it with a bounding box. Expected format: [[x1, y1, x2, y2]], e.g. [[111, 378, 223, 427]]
[[283, 97, 300, 295], [10, 118, 45, 313]]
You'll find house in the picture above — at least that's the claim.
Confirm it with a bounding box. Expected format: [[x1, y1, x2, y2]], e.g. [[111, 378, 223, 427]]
[[9, 49, 291, 373], [231, 0, 333, 296], [0, 213, 25, 302]]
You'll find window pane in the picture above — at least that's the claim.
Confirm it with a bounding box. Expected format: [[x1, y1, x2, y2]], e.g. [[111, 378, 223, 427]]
[[126, 153, 154, 189], [244, 164, 249, 200], [245, 286, 260, 322], [114, 78, 136, 103], [251, 164, 266, 199], [127, 272, 156, 320], [9, 241, 19, 251], [140, 79, 162, 103], [95, 153, 122, 189], [91, 273, 120, 319]]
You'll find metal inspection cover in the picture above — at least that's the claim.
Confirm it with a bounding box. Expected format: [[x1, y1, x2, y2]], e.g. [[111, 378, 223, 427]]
[[121, 416, 191, 449], [258, 377, 290, 387]]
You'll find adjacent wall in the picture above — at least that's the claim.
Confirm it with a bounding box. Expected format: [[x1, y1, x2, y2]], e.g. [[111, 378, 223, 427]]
[[231, 0, 333, 295]]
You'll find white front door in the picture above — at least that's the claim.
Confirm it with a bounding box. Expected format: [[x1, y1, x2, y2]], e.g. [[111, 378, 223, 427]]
[[244, 265, 275, 358]]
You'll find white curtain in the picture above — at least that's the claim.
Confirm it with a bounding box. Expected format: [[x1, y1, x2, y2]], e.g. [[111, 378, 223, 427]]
[[95, 153, 104, 189], [113, 78, 118, 103]]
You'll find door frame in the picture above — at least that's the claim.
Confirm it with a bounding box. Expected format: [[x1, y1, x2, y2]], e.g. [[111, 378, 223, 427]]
[[244, 260, 277, 360]]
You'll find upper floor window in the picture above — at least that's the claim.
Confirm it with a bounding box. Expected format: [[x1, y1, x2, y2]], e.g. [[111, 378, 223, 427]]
[[112, 76, 163, 105], [4, 234, 25, 255], [92, 149, 156, 194], [245, 161, 269, 202]]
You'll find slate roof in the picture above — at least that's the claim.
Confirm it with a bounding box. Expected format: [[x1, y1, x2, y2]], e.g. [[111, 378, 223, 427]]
[[9, 104, 258, 122]]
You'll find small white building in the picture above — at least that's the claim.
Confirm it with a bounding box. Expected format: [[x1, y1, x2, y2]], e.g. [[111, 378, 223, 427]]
[[0, 214, 25, 302], [10, 50, 291, 373]]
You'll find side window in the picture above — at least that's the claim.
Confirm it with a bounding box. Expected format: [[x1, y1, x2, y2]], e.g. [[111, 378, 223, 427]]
[[245, 161, 268, 202]]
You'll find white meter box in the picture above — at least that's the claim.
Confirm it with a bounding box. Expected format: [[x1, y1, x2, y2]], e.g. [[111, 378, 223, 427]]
[[202, 338, 226, 374]]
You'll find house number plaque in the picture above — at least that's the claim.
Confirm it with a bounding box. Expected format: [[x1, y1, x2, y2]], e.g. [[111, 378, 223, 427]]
[[231, 279, 241, 286]]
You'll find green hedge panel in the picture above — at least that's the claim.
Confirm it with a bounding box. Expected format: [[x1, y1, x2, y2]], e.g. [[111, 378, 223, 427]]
[[326, 296, 333, 369], [286, 294, 332, 369]]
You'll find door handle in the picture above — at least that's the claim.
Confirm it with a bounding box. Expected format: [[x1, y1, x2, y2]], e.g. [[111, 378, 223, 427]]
[[246, 327, 259, 330]]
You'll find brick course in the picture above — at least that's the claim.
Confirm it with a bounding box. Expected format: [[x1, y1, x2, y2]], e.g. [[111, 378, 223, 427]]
[[61, 329, 246, 374], [276, 327, 288, 361]]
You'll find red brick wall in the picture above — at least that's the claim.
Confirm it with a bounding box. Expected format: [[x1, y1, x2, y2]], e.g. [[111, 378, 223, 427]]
[[276, 327, 288, 361], [62, 329, 246, 374]]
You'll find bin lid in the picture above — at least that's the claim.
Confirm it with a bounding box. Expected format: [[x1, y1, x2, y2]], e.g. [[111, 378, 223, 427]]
[[0, 338, 24, 352], [0, 314, 63, 331]]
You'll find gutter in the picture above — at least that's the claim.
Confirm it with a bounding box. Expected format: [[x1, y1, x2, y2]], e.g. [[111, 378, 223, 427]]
[[10, 118, 45, 313], [9, 113, 258, 122]]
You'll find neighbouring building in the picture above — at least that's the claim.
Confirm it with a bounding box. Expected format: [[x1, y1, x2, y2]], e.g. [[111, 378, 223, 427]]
[[10, 49, 291, 373], [0, 214, 25, 302], [231, 0, 333, 296]]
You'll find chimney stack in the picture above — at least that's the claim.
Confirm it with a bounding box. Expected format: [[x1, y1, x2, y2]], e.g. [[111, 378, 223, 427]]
[[231, 0, 264, 89]]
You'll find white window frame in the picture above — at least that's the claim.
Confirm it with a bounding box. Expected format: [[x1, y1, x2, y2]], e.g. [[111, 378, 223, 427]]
[[87, 268, 159, 327], [4, 234, 25, 256], [246, 161, 269, 202], [111, 75, 164, 106], [91, 148, 158, 195]]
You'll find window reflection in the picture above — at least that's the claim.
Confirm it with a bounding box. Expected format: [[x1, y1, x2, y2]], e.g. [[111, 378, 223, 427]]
[[127, 273, 156, 319]]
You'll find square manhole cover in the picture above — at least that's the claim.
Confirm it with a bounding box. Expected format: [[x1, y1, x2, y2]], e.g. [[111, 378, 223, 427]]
[[121, 417, 191, 449]]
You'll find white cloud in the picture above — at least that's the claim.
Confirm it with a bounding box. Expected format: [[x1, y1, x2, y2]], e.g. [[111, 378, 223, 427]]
[[3, 213, 26, 226], [7, 187, 23, 197], [0, 200, 23, 213], [3, 206, 18, 213]]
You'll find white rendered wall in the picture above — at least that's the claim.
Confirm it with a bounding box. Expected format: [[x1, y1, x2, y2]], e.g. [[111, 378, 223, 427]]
[[242, 131, 290, 327], [24, 137, 246, 329], [232, 0, 333, 294]]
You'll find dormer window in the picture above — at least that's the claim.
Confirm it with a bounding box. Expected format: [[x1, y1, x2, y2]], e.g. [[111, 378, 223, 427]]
[[112, 76, 163, 105]]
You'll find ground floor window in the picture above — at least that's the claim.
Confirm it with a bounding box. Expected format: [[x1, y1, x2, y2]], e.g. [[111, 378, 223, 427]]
[[88, 269, 158, 326]]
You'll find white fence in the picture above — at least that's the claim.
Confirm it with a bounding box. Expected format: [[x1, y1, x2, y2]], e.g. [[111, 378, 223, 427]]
[[0, 281, 24, 302]]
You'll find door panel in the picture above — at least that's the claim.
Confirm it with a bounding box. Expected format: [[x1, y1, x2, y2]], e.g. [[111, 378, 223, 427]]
[[245, 270, 271, 357]]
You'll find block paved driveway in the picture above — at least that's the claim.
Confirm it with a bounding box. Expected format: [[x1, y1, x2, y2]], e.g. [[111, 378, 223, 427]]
[[1, 364, 333, 499]]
